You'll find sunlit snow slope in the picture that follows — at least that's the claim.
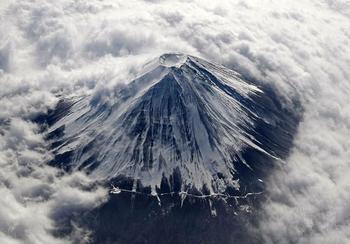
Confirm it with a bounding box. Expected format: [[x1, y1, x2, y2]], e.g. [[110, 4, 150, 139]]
[[44, 53, 300, 196]]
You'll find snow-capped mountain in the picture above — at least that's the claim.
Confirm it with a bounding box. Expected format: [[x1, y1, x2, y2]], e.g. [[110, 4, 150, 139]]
[[45, 53, 299, 197]]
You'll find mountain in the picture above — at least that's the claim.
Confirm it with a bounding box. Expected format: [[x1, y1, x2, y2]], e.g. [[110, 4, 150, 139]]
[[45, 53, 300, 198], [38, 53, 302, 243]]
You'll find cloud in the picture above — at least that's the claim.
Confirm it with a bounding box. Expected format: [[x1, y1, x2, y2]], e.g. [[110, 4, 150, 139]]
[[0, 0, 349, 243], [0, 95, 108, 243], [0, 116, 108, 243]]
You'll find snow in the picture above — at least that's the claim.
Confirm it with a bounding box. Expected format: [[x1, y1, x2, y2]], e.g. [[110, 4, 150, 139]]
[[159, 53, 188, 68], [46, 53, 288, 197]]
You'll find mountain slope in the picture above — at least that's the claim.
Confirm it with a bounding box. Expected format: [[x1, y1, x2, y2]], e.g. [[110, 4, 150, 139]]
[[45, 53, 300, 196]]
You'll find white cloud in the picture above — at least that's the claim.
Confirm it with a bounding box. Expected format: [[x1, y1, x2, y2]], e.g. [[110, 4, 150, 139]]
[[0, 116, 108, 243], [0, 0, 349, 243]]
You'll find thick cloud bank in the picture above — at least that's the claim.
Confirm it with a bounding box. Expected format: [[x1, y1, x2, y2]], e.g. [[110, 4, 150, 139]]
[[0, 0, 349, 243]]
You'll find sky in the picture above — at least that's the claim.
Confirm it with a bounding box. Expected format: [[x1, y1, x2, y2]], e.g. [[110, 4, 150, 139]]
[[0, 0, 349, 243]]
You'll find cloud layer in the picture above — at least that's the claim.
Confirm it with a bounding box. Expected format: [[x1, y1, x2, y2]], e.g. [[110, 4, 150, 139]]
[[0, 0, 349, 243]]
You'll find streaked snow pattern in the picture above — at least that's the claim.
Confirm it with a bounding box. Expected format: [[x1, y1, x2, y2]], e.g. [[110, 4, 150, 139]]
[[45, 53, 300, 196]]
